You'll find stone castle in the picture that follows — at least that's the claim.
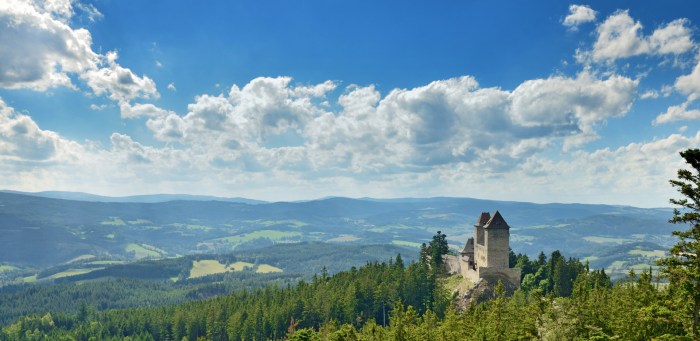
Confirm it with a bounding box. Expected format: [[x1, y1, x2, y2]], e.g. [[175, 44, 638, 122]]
[[445, 211, 521, 286]]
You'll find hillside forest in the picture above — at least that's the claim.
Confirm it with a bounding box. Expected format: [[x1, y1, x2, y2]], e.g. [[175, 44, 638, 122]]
[[0, 149, 699, 340]]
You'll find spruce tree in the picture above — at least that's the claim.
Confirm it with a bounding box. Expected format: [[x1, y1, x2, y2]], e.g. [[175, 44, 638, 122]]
[[658, 148, 700, 336]]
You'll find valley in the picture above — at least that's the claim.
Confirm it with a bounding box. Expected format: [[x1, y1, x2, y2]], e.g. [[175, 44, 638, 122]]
[[0, 191, 674, 286]]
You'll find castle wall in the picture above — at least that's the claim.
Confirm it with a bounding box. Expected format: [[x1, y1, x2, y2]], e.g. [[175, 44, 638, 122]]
[[484, 228, 509, 268], [477, 267, 521, 286]]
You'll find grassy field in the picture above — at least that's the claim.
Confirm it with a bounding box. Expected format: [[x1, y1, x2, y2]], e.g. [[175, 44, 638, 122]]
[[126, 243, 162, 259], [628, 249, 666, 257], [583, 236, 632, 244], [213, 230, 303, 246], [0, 265, 17, 272], [442, 274, 473, 295], [89, 260, 126, 265], [256, 264, 283, 273], [66, 254, 95, 263], [127, 219, 152, 225], [247, 220, 308, 228], [189, 260, 270, 278], [326, 235, 360, 242], [100, 217, 126, 226], [229, 261, 254, 271], [189, 260, 228, 278], [368, 225, 415, 233], [47, 268, 102, 280], [392, 240, 422, 248]]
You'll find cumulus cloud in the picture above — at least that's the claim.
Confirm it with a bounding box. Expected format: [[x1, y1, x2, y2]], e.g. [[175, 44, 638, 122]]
[[587, 11, 694, 62], [139, 74, 635, 176], [563, 4, 597, 29], [83, 51, 159, 104], [653, 102, 700, 125], [0, 0, 97, 90], [119, 102, 174, 119], [0, 0, 158, 104], [675, 60, 700, 101], [640, 90, 659, 99], [0, 97, 79, 161]]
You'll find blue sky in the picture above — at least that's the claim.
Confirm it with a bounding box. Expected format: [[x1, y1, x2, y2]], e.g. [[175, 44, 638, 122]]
[[1, 0, 700, 207]]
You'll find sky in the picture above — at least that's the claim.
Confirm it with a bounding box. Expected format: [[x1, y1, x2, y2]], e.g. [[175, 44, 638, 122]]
[[1, 0, 700, 207]]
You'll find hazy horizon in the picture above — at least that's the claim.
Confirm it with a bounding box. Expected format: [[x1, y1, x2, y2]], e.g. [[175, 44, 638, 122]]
[[1, 1, 699, 207]]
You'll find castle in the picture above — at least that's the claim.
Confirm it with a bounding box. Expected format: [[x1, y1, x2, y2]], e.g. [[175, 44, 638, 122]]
[[445, 211, 521, 286]]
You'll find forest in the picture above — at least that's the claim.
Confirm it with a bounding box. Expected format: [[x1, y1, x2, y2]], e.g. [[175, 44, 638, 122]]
[[1, 149, 699, 340], [0, 245, 690, 340]]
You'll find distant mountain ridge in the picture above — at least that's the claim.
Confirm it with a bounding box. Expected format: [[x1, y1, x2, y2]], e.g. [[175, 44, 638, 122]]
[[0, 190, 267, 205], [0, 190, 676, 280]]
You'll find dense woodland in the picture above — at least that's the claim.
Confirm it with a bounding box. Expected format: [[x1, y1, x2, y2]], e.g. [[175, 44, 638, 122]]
[[2, 149, 699, 340], [0, 245, 691, 340]]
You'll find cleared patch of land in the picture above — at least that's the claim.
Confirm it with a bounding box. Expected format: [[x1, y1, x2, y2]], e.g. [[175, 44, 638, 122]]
[[66, 254, 95, 263], [628, 249, 666, 257], [327, 234, 360, 242], [100, 217, 125, 226], [368, 225, 414, 233], [189, 260, 228, 278], [256, 264, 283, 273], [126, 243, 163, 259], [583, 236, 632, 244], [105, 233, 115, 239], [127, 219, 152, 225], [442, 274, 473, 295], [211, 230, 302, 247], [0, 265, 18, 272], [189, 260, 267, 278], [47, 268, 102, 280], [89, 260, 126, 265], [392, 240, 422, 248], [229, 261, 254, 271], [246, 219, 308, 228]]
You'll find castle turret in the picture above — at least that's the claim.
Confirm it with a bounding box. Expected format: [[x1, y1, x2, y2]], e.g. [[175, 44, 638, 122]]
[[473, 212, 489, 267], [482, 210, 510, 268]]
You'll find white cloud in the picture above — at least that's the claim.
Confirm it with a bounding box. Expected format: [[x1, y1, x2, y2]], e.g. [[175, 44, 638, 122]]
[[83, 51, 159, 103], [675, 60, 700, 101], [589, 11, 694, 62], [640, 90, 659, 99], [0, 97, 79, 161], [649, 19, 694, 55], [140, 74, 635, 177], [563, 4, 596, 29], [167, 82, 176, 91], [74, 2, 102, 22], [0, 0, 98, 90], [0, 0, 158, 104], [119, 102, 175, 119], [90, 103, 108, 111], [653, 102, 700, 125]]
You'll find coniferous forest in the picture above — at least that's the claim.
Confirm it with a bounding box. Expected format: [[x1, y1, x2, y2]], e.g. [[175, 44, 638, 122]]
[[0, 247, 692, 340], [1, 151, 699, 340]]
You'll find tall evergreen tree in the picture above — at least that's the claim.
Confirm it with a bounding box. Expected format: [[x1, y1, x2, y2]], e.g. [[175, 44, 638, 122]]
[[659, 148, 700, 336]]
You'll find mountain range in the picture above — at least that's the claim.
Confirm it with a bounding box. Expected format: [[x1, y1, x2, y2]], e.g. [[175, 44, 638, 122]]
[[0, 190, 677, 280]]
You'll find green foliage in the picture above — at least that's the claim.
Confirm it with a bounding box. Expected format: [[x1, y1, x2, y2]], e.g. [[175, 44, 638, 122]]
[[514, 249, 598, 297], [420, 231, 449, 274], [659, 148, 700, 336]]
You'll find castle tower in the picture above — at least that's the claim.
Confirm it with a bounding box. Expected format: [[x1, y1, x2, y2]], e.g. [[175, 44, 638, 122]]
[[473, 212, 490, 268], [482, 210, 510, 268]]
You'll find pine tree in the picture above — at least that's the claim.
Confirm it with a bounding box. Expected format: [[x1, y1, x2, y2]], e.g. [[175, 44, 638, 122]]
[[658, 148, 700, 336]]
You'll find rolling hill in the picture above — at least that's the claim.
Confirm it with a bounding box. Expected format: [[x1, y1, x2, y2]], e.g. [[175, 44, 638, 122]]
[[0, 191, 676, 280]]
